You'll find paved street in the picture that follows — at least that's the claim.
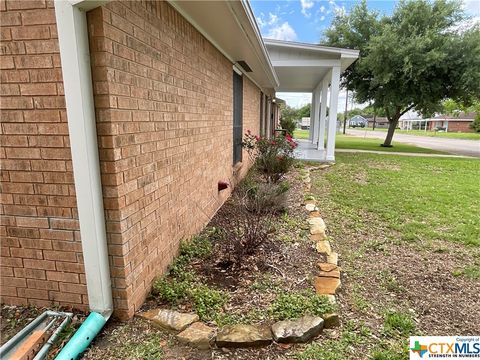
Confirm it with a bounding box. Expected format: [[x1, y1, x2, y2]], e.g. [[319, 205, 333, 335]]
[[346, 129, 480, 157]]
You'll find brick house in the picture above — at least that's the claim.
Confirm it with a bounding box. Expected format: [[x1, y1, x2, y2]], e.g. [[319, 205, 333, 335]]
[[426, 113, 476, 132], [0, 0, 358, 320]]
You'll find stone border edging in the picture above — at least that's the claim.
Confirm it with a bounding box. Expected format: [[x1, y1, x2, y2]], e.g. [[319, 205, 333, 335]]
[[137, 309, 340, 349], [136, 164, 341, 350]]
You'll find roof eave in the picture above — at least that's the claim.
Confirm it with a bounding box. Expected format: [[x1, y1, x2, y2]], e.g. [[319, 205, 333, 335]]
[[168, 0, 279, 91]]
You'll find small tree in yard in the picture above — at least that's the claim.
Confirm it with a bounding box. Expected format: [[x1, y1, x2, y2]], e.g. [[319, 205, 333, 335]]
[[324, 0, 480, 146]]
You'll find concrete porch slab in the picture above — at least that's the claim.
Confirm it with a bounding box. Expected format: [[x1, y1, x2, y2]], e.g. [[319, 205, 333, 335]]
[[294, 139, 328, 162]]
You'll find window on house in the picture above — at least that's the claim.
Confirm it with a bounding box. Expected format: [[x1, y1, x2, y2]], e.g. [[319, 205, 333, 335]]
[[233, 70, 243, 165]]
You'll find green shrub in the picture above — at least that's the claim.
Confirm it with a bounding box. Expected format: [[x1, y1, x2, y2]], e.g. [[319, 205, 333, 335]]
[[280, 116, 297, 135], [243, 180, 290, 213], [243, 131, 297, 183], [269, 291, 335, 320], [152, 277, 192, 304], [190, 285, 228, 320], [470, 114, 480, 132], [167, 234, 212, 278]]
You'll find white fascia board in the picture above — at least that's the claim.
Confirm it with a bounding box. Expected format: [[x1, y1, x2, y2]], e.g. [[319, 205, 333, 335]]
[[265, 39, 360, 57], [272, 59, 341, 68], [54, 0, 113, 317]]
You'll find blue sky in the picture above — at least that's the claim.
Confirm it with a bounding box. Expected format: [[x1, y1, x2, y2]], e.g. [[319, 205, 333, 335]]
[[251, 0, 397, 44], [251, 0, 480, 108]]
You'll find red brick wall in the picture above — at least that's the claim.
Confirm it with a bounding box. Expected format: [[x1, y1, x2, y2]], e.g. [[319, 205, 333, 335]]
[[448, 121, 474, 133], [1, 0, 262, 318], [0, 0, 88, 311], [87, 1, 261, 319]]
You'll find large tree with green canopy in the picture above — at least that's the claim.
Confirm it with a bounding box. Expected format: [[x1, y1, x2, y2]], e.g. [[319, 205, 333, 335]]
[[323, 0, 480, 146]]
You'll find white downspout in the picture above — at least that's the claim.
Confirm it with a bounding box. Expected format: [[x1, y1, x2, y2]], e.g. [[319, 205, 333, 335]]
[[54, 0, 113, 318]]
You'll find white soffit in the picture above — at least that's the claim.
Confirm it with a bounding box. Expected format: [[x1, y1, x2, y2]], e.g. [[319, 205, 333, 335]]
[[265, 39, 359, 92], [169, 0, 279, 91]]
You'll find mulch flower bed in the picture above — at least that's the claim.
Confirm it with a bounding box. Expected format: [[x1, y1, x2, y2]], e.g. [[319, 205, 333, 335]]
[[142, 164, 333, 326], [127, 161, 342, 357]]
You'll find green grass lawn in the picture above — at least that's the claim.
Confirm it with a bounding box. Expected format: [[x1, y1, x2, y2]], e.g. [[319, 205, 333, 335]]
[[294, 153, 480, 359], [352, 127, 480, 140], [293, 129, 310, 139], [317, 153, 480, 246], [292, 130, 445, 154]]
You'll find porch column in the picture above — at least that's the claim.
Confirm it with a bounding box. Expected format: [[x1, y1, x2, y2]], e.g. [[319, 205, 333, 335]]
[[317, 77, 328, 151], [309, 92, 315, 142], [326, 66, 340, 161], [312, 88, 320, 145]]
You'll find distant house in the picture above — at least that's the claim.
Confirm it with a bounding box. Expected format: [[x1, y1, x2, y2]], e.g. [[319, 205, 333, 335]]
[[399, 112, 476, 132], [348, 115, 367, 128], [426, 113, 476, 132], [365, 116, 390, 129]]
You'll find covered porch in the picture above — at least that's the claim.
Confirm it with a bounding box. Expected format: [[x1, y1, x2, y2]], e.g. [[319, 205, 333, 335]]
[[265, 40, 359, 161]]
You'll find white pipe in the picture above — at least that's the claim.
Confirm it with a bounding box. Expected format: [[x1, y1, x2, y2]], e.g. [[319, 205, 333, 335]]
[[54, 0, 113, 318]]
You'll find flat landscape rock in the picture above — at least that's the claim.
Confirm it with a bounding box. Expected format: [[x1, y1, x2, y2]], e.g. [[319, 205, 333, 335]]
[[318, 270, 340, 278], [307, 217, 326, 226], [322, 313, 340, 328], [314, 276, 341, 295], [316, 240, 332, 255], [310, 232, 327, 241], [309, 210, 322, 218], [137, 309, 199, 331], [317, 262, 338, 272], [327, 252, 338, 265], [271, 316, 324, 343], [216, 324, 272, 348], [305, 204, 318, 212], [177, 322, 215, 349]]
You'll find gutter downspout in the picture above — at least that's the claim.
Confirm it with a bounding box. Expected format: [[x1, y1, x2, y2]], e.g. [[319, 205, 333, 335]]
[[54, 1, 112, 358]]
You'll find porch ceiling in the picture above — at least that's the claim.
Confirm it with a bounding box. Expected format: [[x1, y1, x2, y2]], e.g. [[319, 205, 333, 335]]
[[264, 39, 359, 92]]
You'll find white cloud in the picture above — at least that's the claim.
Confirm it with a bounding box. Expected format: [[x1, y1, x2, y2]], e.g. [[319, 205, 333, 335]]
[[320, 15, 326, 21], [300, 0, 315, 17], [268, 12, 279, 25], [266, 22, 298, 41], [319, 5, 326, 13]]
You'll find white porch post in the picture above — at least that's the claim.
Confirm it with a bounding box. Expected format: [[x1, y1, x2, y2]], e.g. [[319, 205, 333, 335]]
[[317, 77, 328, 151], [309, 92, 315, 142], [312, 88, 320, 145], [326, 66, 340, 161]]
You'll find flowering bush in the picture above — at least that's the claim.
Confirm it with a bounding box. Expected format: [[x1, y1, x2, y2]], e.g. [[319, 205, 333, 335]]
[[242, 130, 297, 183]]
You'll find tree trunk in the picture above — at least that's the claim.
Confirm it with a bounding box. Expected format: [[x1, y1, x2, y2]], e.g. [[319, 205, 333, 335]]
[[373, 112, 376, 130], [382, 117, 399, 147]]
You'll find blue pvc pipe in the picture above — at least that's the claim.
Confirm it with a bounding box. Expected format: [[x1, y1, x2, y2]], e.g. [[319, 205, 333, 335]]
[[54, 312, 107, 360]]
